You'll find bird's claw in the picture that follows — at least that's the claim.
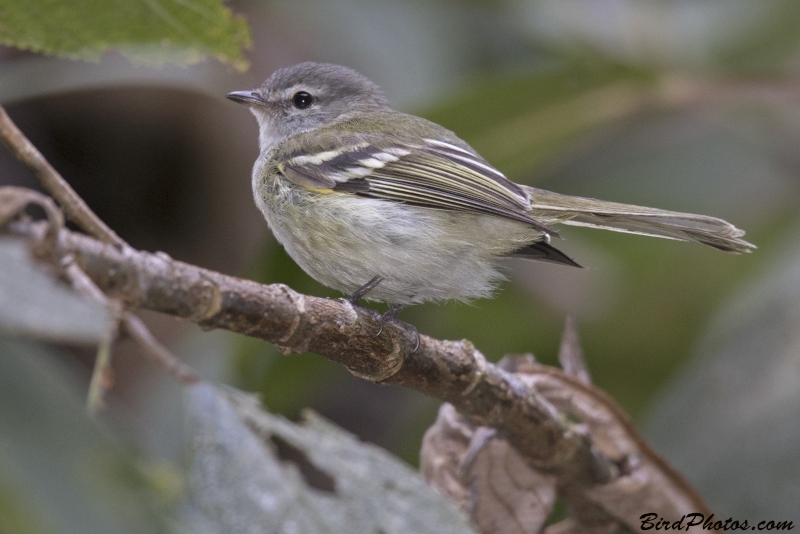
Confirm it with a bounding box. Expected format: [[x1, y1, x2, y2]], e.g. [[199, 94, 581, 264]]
[[374, 304, 419, 354], [342, 278, 419, 353]]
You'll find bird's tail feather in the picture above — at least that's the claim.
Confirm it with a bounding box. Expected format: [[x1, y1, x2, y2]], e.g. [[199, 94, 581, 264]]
[[524, 186, 755, 254]]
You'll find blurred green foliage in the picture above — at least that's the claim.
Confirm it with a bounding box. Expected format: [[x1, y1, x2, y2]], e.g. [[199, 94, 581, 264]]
[[719, 0, 800, 71], [0, 0, 251, 69], [0, 342, 175, 534], [0, 477, 45, 534], [424, 57, 655, 177]]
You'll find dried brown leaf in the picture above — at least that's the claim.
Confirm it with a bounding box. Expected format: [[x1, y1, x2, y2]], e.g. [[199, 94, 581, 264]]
[[543, 519, 581, 534], [422, 403, 557, 534], [513, 362, 711, 529], [421, 403, 475, 511]]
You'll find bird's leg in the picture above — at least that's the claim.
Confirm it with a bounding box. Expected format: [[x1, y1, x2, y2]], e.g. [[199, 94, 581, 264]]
[[345, 275, 384, 305], [381, 303, 405, 322]]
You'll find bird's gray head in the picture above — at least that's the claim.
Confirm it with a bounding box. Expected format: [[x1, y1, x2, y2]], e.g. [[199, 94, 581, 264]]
[[227, 62, 389, 152]]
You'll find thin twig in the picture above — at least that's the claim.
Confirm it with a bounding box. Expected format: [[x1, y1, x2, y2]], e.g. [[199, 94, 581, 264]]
[[122, 313, 200, 385], [0, 105, 126, 247], [86, 336, 113, 415], [62, 253, 110, 303], [61, 254, 121, 413], [62, 253, 200, 387], [0, 186, 64, 259], [0, 106, 198, 397]]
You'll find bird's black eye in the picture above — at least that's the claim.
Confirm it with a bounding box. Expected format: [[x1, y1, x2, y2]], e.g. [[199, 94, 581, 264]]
[[292, 91, 314, 109]]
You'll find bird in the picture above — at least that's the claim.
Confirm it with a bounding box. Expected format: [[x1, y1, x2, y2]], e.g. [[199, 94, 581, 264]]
[[227, 62, 754, 318]]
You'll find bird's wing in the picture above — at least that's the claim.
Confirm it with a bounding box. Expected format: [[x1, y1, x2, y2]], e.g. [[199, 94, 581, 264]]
[[277, 137, 556, 235]]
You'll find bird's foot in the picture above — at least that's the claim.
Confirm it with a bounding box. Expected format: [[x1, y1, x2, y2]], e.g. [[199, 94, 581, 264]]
[[339, 277, 419, 353], [337, 276, 386, 333], [376, 304, 419, 354]]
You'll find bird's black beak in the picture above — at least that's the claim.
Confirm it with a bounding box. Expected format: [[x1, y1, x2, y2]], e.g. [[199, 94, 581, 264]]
[[226, 90, 267, 106]]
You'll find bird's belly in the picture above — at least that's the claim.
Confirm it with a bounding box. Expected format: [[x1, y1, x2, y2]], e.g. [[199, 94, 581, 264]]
[[255, 177, 537, 305]]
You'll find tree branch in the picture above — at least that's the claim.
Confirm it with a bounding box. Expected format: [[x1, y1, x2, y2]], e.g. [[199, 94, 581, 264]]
[[10, 221, 600, 479], [7, 220, 710, 523], [61, 252, 201, 387]]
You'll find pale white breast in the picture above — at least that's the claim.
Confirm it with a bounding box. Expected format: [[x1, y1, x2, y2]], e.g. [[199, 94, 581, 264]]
[[251, 161, 540, 304]]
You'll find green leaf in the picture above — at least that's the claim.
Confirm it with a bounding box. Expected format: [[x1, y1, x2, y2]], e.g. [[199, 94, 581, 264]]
[[0, 0, 251, 70]]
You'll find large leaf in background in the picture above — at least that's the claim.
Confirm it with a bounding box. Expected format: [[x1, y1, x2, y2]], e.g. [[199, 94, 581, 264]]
[[0, 0, 251, 70], [0, 237, 112, 344], [1, 338, 469, 533], [185, 383, 475, 534]]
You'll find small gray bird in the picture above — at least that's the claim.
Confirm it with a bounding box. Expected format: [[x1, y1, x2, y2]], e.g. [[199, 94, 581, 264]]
[[228, 62, 753, 312]]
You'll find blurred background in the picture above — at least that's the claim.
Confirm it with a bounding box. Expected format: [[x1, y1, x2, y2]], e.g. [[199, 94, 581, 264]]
[[2, 0, 800, 521]]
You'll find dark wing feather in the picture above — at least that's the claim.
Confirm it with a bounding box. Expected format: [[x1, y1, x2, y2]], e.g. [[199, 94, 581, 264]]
[[279, 138, 557, 235], [512, 241, 582, 267]]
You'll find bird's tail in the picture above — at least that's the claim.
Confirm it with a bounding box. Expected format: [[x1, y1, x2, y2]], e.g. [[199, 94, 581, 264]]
[[523, 186, 755, 254]]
